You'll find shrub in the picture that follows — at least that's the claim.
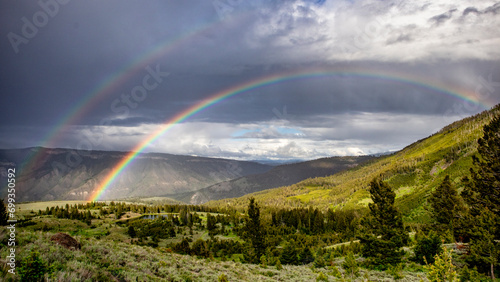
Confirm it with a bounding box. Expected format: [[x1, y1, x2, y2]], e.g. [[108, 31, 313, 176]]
[[387, 263, 404, 280], [263, 270, 275, 277], [424, 248, 459, 282], [412, 230, 442, 265], [314, 255, 327, 268], [459, 265, 488, 282], [218, 273, 229, 282], [276, 259, 283, 271], [329, 263, 342, 278], [128, 226, 136, 238], [18, 250, 48, 281], [316, 271, 328, 281], [260, 255, 267, 268], [342, 252, 359, 278]]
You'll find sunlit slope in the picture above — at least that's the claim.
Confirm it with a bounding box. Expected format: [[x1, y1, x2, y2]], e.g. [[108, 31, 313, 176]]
[[206, 105, 500, 222]]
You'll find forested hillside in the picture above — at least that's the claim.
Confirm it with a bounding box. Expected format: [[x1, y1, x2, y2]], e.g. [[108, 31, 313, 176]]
[[207, 105, 500, 222], [183, 156, 374, 204]]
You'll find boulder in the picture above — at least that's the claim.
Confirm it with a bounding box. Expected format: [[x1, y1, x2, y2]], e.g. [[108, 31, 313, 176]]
[[50, 233, 81, 250]]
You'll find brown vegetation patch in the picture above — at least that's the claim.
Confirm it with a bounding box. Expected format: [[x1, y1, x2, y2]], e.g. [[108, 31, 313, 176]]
[[50, 233, 81, 250], [430, 160, 452, 176]]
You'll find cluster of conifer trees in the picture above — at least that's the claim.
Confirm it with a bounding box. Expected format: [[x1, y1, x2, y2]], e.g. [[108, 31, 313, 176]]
[[38, 203, 95, 225], [356, 114, 500, 279]]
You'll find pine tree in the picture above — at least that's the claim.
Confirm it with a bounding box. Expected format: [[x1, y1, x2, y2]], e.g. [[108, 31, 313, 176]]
[[412, 230, 442, 265], [461, 114, 500, 280], [466, 208, 498, 280], [463, 114, 500, 217], [280, 240, 299, 265], [128, 226, 137, 238], [85, 210, 92, 225], [428, 175, 463, 229], [299, 247, 314, 265], [115, 204, 123, 219], [206, 213, 217, 236], [245, 198, 265, 261], [342, 251, 360, 278], [312, 208, 324, 234], [359, 177, 409, 268], [0, 199, 8, 226]]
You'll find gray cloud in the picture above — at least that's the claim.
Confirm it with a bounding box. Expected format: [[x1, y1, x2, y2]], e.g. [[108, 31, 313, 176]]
[[484, 2, 500, 14], [386, 33, 413, 45], [1, 0, 499, 161], [429, 9, 457, 25], [463, 7, 480, 16]]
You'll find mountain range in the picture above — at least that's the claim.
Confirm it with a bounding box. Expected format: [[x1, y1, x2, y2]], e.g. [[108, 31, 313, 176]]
[[0, 148, 271, 202], [180, 156, 374, 204], [0, 147, 370, 203]]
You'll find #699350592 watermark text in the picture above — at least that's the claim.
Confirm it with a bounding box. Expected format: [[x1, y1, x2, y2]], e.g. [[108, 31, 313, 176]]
[[4, 168, 17, 275]]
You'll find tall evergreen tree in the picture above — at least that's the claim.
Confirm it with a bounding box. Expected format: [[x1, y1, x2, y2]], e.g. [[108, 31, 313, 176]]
[[245, 197, 265, 261], [206, 213, 217, 236], [359, 177, 409, 268], [467, 208, 498, 280], [280, 240, 299, 265], [128, 226, 137, 238], [85, 210, 92, 225], [463, 114, 500, 218], [0, 199, 8, 226], [461, 114, 500, 280], [429, 175, 463, 229]]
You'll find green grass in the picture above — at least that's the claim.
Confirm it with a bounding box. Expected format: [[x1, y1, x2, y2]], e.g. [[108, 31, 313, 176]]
[[1, 216, 429, 281], [287, 188, 330, 204]]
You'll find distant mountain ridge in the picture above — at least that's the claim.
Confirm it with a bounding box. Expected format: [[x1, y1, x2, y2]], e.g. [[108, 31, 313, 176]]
[[0, 147, 272, 202], [181, 156, 375, 204]]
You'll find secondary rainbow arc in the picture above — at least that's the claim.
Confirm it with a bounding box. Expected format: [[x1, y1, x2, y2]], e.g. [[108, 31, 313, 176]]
[[16, 14, 250, 176], [88, 70, 491, 201]]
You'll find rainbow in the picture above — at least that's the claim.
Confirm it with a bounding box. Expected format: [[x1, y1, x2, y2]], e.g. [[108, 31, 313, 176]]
[[88, 69, 492, 201], [17, 14, 250, 175]]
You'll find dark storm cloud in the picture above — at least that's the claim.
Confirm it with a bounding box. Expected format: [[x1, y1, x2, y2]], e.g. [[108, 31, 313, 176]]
[[484, 2, 500, 14], [463, 7, 480, 16], [1, 0, 499, 159], [386, 33, 413, 45], [461, 3, 500, 17], [429, 9, 457, 25]]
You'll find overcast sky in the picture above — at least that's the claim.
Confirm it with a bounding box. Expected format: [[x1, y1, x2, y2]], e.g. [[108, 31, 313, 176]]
[[1, 0, 499, 162]]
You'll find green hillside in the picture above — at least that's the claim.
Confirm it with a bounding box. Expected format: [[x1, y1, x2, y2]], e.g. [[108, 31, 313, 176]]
[[206, 105, 500, 223]]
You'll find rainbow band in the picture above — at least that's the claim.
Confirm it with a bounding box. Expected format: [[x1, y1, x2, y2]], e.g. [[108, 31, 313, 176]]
[[17, 14, 251, 178], [88, 70, 490, 201]]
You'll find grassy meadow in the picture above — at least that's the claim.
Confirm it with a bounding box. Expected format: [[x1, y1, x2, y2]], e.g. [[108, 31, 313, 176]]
[[2, 204, 431, 281]]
